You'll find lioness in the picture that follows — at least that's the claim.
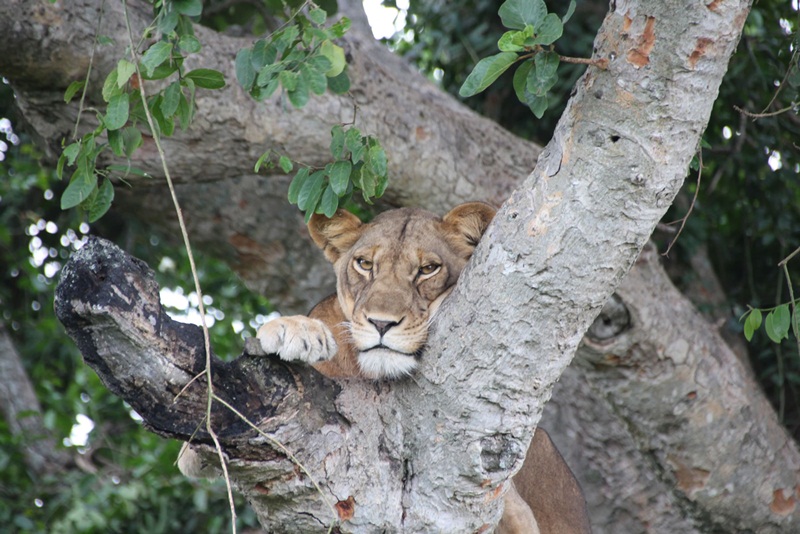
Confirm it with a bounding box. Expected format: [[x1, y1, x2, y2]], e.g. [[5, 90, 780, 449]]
[[256, 203, 591, 534]]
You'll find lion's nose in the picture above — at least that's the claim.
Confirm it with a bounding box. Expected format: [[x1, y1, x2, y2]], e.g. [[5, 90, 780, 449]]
[[368, 318, 401, 337]]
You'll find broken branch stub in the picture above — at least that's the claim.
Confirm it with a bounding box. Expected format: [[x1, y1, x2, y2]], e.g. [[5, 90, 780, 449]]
[[54, 236, 340, 446]]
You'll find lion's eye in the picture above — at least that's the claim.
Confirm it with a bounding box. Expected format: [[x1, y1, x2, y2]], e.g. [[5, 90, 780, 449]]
[[355, 258, 373, 271], [418, 263, 440, 276]]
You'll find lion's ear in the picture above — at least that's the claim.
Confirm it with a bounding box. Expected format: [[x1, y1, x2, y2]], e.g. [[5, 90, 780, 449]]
[[442, 202, 496, 256], [308, 209, 364, 263]]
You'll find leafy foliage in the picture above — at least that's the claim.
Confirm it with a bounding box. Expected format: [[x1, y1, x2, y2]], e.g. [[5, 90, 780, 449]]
[[58, 0, 227, 223], [233, 5, 389, 219], [458, 0, 575, 117], [235, 8, 351, 103]]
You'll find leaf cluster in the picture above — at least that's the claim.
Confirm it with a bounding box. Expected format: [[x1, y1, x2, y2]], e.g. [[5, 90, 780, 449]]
[[743, 304, 798, 344], [283, 125, 388, 222], [58, 0, 226, 223], [459, 0, 575, 118], [235, 7, 351, 107]]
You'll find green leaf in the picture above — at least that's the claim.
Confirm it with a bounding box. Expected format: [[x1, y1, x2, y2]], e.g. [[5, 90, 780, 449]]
[[257, 63, 283, 87], [106, 164, 150, 177], [357, 166, 377, 203], [318, 184, 338, 217], [64, 80, 86, 103], [254, 150, 271, 173], [765, 306, 791, 343], [287, 74, 309, 108], [330, 17, 351, 38], [327, 160, 352, 195], [116, 59, 136, 88], [141, 41, 173, 77], [288, 167, 310, 204], [142, 58, 181, 81], [157, 8, 179, 34], [264, 77, 281, 99], [177, 92, 192, 130], [301, 63, 328, 95], [528, 51, 559, 96], [498, 30, 527, 52], [775, 304, 791, 338], [498, 0, 547, 30], [326, 69, 350, 94], [279, 155, 293, 173], [330, 125, 345, 159], [251, 40, 277, 71], [512, 60, 534, 102], [236, 48, 256, 90], [345, 128, 364, 162], [563, 0, 577, 23], [274, 25, 300, 57], [320, 41, 346, 77], [184, 69, 226, 89], [279, 70, 298, 92], [61, 168, 96, 210], [297, 170, 325, 212], [793, 306, 800, 337], [527, 94, 549, 118], [108, 128, 124, 157], [172, 0, 203, 17], [308, 8, 327, 25], [63, 142, 81, 166], [161, 81, 181, 118], [744, 309, 762, 341], [178, 34, 202, 54], [308, 55, 332, 75], [459, 52, 518, 98], [121, 126, 143, 157], [88, 178, 114, 222], [105, 93, 130, 131], [367, 144, 387, 177], [529, 13, 563, 46], [102, 69, 121, 102]]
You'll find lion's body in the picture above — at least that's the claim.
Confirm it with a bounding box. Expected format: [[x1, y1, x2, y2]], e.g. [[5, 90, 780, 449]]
[[250, 204, 590, 532]]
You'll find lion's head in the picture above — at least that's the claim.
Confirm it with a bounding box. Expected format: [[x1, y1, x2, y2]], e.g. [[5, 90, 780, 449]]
[[308, 202, 495, 379]]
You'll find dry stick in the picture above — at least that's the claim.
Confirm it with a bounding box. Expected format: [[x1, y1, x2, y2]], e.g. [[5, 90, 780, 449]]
[[663, 150, 703, 256], [119, 2, 238, 532]]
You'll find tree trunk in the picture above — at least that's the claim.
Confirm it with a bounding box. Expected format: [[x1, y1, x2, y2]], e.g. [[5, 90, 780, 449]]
[[544, 243, 800, 533], [8, 0, 800, 531]]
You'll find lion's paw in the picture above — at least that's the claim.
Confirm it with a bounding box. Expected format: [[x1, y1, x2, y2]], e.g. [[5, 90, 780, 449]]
[[256, 316, 337, 364]]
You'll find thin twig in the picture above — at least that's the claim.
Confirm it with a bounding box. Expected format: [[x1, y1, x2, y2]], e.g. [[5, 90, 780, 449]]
[[761, 46, 799, 114], [734, 104, 795, 119], [72, 0, 106, 140], [663, 150, 703, 256], [558, 54, 609, 69], [120, 2, 237, 532]]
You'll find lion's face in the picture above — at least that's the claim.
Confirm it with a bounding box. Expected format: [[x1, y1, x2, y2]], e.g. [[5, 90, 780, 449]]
[[309, 203, 495, 379]]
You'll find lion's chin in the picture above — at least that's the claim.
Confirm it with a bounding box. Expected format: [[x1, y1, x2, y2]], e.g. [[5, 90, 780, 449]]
[[357, 348, 418, 379]]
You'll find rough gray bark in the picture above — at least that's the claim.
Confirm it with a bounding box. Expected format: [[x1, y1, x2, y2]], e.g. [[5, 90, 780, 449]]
[[7, 0, 799, 532], [544, 243, 800, 533]]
